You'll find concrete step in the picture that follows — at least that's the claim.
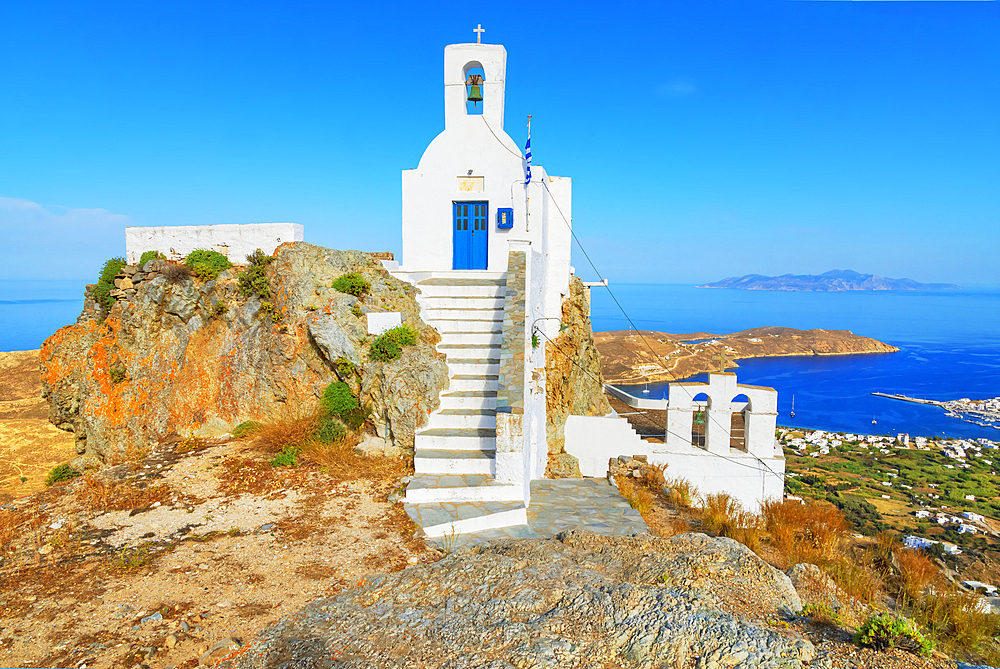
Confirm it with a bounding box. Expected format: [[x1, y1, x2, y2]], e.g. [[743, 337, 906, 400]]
[[440, 391, 497, 410], [414, 427, 496, 450], [437, 343, 500, 359], [440, 332, 503, 346], [418, 295, 505, 310], [427, 319, 503, 333], [404, 474, 522, 503], [417, 275, 507, 285], [427, 408, 497, 430], [448, 375, 499, 392], [414, 447, 495, 475], [417, 284, 506, 299], [447, 358, 500, 376], [404, 500, 528, 538], [423, 308, 503, 322]]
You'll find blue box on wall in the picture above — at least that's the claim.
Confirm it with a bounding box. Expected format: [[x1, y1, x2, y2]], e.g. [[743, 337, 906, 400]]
[[496, 208, 514, 229]]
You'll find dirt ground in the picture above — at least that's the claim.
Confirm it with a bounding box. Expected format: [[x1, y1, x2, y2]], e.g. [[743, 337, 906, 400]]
[[0, 435, 434, 669], [0, 350, 77, 497]]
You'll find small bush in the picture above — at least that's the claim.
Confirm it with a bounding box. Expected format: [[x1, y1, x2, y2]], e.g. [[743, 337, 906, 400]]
[[896, 547, 938, 602], [855, 613, 933, 656], [332, 272, 370, 297], [801, 603, 840, 628], [352, 304, 363, 318], [321, 382, 359, 417], [93, 257, 127, 311], [238, 248, 274, 298], [139, 250, 165, 266], [109, 544, 153, 572], [334, 357, 356, 378], [185, 249, 231, 281], [369, 325, 419, 362], [232, 421, 262, 439], [45, 463, 80, 487], [315, 415, 348, 444], [270, 445, 301, 467], [109, 362, 127, 385], [162, 263, 194, 283], [214, 301, 228, 316]]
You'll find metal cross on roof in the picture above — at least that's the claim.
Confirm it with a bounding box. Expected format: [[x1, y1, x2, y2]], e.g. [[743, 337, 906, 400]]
[[474, 24, 485, 44], [712, 349, 732, 373]]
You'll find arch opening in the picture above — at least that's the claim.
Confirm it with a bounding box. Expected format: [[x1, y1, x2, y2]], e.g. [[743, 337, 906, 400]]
[[730, 393, 750, 452], [691, 392, 710, 449], [463, 63, 485, 115]]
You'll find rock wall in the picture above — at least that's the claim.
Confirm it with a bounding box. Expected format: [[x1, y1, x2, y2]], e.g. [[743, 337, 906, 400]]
[[545, 276, 612, 477], [40, 243, 448, 466], [223, 531, 811, 669]]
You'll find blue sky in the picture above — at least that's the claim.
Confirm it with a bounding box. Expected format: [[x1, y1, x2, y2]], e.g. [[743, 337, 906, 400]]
[[2, 0, 998, 285]]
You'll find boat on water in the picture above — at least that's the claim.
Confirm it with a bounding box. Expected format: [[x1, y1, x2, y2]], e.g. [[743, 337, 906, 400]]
[[872, 414, 878, 425], [790, 395, 795, 418]]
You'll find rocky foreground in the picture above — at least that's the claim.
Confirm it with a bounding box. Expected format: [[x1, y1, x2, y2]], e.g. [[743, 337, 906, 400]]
[[221, 530, 815, 669], [596, 327, 900, 384]]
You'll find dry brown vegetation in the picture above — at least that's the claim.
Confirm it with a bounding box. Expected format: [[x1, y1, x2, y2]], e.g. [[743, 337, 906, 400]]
[[626, 474, 1000, 664], [76, 474, 171, 512]]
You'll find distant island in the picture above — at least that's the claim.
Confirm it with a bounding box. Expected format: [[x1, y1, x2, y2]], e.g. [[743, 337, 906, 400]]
[[595, 326, 899, 384], [699, 269, 961, 292]]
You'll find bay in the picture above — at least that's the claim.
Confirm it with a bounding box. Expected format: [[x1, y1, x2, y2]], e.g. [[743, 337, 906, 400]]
[[0, 280, 86, 352], [592, 284, 1000, 440]]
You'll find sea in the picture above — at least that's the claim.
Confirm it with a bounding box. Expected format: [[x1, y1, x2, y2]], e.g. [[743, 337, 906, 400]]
[[3, 280, 999, 441], [590, 284, 1000, 441]]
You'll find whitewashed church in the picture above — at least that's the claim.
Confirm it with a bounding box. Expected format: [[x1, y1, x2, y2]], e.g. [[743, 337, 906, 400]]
[[120, 30, 785, 539]]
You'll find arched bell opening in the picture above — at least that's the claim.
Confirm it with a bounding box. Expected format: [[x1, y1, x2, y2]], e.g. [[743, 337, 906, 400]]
[[691, 392, 710, 449], [463, 63, 485, 115], [730, 393, 751, 451]]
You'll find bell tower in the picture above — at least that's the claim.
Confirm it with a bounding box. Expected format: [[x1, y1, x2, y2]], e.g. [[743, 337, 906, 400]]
[[444, 42, 507, 131]]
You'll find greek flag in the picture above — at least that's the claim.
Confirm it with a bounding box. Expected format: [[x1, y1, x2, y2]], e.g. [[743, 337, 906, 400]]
[[525, 122, 532, 185]]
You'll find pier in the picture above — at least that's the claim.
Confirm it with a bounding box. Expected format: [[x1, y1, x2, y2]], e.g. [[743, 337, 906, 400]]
[[871, 392, 943, 406]]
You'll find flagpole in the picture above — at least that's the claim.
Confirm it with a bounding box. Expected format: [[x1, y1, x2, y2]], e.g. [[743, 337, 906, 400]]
[[525, 115, 532, 231]]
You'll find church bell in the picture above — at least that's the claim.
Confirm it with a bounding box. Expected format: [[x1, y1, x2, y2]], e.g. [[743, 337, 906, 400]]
[[466, 74, 484, 106]]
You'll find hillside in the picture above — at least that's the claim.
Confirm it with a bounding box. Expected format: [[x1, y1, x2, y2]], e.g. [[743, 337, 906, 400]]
[[700, 270, 961, 292], [595, 326, 899, 384]]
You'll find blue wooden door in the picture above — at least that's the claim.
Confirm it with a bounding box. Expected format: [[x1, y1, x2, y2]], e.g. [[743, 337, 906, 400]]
[[453, 201, 488, 270]]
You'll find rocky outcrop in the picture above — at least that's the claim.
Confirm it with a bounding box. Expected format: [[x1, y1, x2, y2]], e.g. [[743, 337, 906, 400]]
[[40, 243, 448, 465], [545, 276, 612, 477], [223, 530, 811, 669]]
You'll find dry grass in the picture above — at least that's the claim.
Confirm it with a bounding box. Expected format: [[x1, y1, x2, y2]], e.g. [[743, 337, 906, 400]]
[[76, 474, 171, 512], [663, 477, 697, 509], [760, 499, 849, 566], [253, 415, 321, 455], [699, 493, 765, 553], [616, 476, 654, 514], [104, 442, 148, 466], [826, 555, 884, 611], [914, 590, 1000, 662], [893, 548, 938, 604]]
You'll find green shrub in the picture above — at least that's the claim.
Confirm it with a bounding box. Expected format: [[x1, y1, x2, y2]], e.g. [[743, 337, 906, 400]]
[[139, 250, 165, 266], [238, 248, 274, 298], [855, 614, 933, 656], [321, 382, 359, 417], [332, 273, 370, 297], [232, 421, 262, 438], [351, 304, 363, 318], [369, 325, 419, 362], [270, 445, 301, 467], [45, 463, 80, 487], [109, 362, 127, 385], [184, 249, 232, 281], [334, 357, 356, 379], [369, 335, 401, 362], [315, 415, 348, 444], [93, 257, 127, 311], [214, 301, 228, 316]]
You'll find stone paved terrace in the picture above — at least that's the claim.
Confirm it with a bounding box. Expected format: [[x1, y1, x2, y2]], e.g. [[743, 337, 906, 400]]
[[408, 478, 648, 549]]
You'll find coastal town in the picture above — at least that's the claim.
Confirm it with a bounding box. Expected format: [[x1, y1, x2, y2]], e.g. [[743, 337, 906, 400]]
[[782, 425, 1000, 605], [874, 393, 1000, 430]]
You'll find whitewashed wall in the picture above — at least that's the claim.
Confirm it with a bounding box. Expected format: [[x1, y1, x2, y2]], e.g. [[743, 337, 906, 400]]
[[125, 223, 304, 264]]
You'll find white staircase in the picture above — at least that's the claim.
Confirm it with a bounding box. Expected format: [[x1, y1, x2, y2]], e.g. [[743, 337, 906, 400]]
[[400, 272, 527, 539]]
